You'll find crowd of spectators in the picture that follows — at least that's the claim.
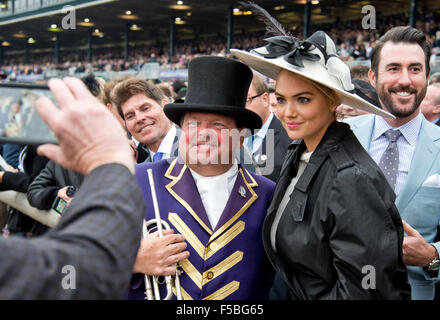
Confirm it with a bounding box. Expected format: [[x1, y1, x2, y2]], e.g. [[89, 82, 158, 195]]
[[0, 9, 439, 80]]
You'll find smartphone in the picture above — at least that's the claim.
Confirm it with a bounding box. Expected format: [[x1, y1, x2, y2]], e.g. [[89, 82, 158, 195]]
[[0, 83, 57, 145]]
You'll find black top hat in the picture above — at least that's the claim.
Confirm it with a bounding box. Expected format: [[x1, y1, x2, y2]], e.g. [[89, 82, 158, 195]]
[[164, 56, 262, 131]]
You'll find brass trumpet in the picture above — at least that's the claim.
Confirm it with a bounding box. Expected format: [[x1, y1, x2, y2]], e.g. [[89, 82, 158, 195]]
[[143, 169, 183, 300]]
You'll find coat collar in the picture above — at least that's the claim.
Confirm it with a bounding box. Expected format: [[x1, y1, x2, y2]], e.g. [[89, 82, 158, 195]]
[[268, 121, 350, 215], [164, 158, 259, 243], [165, 158, 212, 234], [284, 121, 350, 174], [289, 122, 350, 193]]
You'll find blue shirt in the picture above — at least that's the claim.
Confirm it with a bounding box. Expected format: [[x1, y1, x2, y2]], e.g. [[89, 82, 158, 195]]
[[369, 112, 422, 196], [244, 112, 274, 155]]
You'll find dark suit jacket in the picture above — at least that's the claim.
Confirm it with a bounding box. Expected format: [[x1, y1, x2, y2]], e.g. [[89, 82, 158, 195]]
[[239, 116, 292, 182], [27, 160, 84, 211], [0, 163, 145, 299]]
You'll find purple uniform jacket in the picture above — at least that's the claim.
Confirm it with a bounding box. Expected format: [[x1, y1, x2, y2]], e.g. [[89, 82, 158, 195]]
[[127, 158, 276, 300]]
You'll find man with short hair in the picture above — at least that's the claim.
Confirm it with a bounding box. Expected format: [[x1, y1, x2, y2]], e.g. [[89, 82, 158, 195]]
[[241, 72, 291, 182], [127, 56, 275, 300], [111, 78, 179, 163], [346, 26, 440, 300], [421, 83, 440, 126]]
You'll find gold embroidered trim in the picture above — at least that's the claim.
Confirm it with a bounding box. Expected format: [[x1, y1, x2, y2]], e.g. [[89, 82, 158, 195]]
[[205, 221, 245, 260], [164, 159, 213, 235], [172, 285, 192, 300], [243, 168, 258, 187], [179, 258, 202, 289], [202, 251, 243, 286], [164, 158, 179, 179], [209, 169, 258, 242], [169, 212, 206, 260], [202, 281, 240, 300]]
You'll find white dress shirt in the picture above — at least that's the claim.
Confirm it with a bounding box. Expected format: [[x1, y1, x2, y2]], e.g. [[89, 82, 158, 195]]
[[271, 150, 313, 251], [149, 125, 177, 160], [189, 163, 238, 230], [369, 112, 422, 196]]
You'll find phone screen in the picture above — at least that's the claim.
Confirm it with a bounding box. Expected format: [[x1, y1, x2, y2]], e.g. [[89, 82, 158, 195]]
[[0, 83, 57, 145]]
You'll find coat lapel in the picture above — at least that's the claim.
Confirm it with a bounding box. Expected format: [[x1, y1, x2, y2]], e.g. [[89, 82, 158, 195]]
[[165, 158, 213, 235], [137, 143, 151, 163], [209, 166, 258, 243], [396, 119, 440, 211], [348, 115, 375, 151]]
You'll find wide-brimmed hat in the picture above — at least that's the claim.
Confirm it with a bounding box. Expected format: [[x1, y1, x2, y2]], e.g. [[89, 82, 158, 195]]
[[352, 78, 381, 109], [229, 4, 393, 119], [164, 56, 263, 130]]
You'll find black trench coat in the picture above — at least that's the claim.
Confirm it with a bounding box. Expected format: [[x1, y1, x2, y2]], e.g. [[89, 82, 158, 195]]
[[263, 121, 411, 300]]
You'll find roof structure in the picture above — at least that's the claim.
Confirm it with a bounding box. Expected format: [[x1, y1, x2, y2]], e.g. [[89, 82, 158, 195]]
[[0, 0, 438, 58]]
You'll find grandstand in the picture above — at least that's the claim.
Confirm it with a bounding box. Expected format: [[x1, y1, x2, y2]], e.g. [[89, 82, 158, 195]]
[[0, 0, 438, 258], [0, 0, 439, 82]]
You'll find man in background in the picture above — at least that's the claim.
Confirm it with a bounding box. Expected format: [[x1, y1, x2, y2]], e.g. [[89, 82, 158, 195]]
[[346, 26, 440, 299], [111, 78, 180, 163], [241, 72, 291, 182], [421, 83, 440, 126]]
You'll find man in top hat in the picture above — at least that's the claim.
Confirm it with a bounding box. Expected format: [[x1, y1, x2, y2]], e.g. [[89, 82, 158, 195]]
[[127, 56, 276, 300]]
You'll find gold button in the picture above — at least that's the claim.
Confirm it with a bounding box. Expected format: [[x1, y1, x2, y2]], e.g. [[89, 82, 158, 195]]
[[210, 243, 218, 251], [206, 271, 214, 280]]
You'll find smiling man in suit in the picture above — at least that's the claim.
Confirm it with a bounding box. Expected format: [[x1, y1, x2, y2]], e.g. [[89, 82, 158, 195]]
[[111, 78, 180, 163], [346, 26, 440, 300], [241, 72, 291, 182]]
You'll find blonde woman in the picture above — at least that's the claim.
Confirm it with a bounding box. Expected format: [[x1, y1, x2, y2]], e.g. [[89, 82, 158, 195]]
[[231, 4, 410, 300]]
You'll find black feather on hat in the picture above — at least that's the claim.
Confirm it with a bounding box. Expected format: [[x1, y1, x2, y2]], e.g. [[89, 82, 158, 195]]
[[164, 56, 263, 130], [231, 1, 394, 119]]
